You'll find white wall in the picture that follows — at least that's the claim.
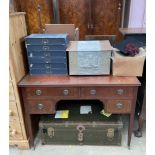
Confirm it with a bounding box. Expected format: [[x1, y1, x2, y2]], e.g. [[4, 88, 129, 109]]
[[128, 0, 146, 28]]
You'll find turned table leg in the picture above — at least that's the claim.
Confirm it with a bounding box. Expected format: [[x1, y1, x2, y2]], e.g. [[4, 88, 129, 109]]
[[134, 115, 145, 137], [21, 89, 34, 148]]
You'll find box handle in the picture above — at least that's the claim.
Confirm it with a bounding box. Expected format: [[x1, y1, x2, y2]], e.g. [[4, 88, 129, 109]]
[[107, 128, 114, 141], [44, 51, 51, 57], [77, 124, 85, 142], [47, 127, 54, 138], [43, 46, 49, 51], [42, 39, 49, 45], [78, 132, 84, 142]]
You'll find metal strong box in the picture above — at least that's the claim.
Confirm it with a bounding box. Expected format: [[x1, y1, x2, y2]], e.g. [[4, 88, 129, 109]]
[[25, 34, 69, 75], [67, 41, 113, 75], [39, 100, 123, 146]]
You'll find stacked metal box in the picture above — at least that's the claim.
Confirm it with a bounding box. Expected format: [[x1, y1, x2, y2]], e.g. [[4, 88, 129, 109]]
[[25, 34, 69, 75], [67, 41, 113, 75]]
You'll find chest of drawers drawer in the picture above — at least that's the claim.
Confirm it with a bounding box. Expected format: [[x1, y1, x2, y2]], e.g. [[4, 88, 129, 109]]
[[9, 102, 19, 121], [9, 121, 23, 140], [105, 100, 132, 114], [27, 100, 56, 114], [25, 87, 80, 99], [81, 87, 133, 98]]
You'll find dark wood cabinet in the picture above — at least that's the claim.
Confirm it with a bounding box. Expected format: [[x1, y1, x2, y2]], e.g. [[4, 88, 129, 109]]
[[92, 0, 122, 35], [59, 0, 123, 39], [59, 0, 89, 39], [14, 0, 123, 39], [19, 0, 54, 33]]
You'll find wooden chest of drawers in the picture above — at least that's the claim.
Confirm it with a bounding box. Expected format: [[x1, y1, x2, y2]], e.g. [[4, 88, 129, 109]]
[[9, 12, 29, 149], [19, 75, 140, 148]]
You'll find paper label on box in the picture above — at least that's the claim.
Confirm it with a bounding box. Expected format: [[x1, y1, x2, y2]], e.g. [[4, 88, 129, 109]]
[[55, 110, 69, 118], [80, 106, 92, 114]]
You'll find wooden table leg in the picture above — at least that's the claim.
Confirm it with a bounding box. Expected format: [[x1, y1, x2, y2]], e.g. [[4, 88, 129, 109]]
[[135, 93, 146, 137], [134, 115, 145, 137], [21, 89, 34, 148], [128, 87, 138, 148], [128, 113, 134, 148], [27, 115, 34, 147]]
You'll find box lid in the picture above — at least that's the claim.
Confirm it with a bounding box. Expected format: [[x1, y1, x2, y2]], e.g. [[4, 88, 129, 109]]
[[66, 40, 113, 52], [25, 33, 68, 39]]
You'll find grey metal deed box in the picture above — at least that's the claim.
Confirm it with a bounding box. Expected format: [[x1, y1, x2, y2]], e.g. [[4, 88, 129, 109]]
[[67, 40, 113, 75]]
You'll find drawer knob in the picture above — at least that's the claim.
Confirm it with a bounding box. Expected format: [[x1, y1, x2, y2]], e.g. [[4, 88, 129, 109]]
[[11, 129, 17, 136], [37, 103, 44, 110], [116, 89, 124, 95], [9, 110, 13, 116], [116, 102, 124, 109], [90, 89, 96, 95], [35, 89, 42, 96], [63, 89, 69, 96]]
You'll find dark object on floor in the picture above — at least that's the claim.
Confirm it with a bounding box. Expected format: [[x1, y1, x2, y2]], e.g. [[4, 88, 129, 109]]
[[39, 100, 123, 146]]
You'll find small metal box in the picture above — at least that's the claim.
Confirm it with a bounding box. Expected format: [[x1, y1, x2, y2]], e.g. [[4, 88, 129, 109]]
[[25, 34, 69, 75], [67, 41, 113, 75], [25, 34, 69, 45]]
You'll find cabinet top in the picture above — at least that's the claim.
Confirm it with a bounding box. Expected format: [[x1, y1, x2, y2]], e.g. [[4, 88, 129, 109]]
[[18, 75, 141, 87], [9, 12, 26, 16], [119, 28, 146, 35]]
